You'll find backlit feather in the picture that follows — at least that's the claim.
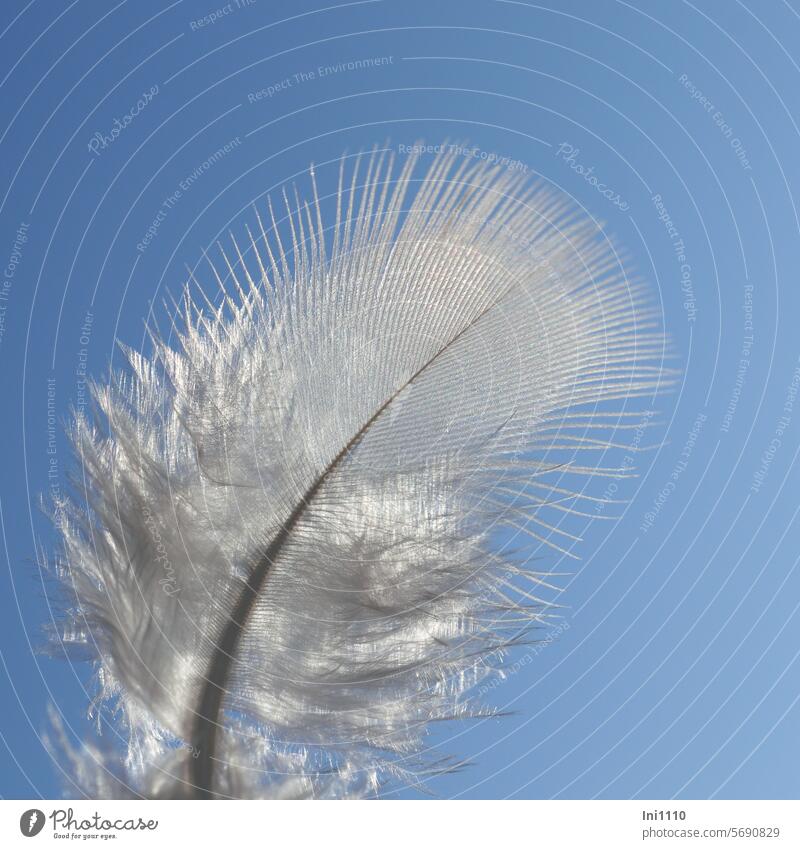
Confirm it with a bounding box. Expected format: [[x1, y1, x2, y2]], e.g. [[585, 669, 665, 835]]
[[47, 145, 664, 799]]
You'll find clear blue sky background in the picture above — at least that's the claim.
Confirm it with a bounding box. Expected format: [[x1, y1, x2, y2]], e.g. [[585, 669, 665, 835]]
[[2, 0, 800, 800]]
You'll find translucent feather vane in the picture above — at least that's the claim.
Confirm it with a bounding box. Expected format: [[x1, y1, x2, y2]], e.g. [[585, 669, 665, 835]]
[[46, 145, 665, 799]]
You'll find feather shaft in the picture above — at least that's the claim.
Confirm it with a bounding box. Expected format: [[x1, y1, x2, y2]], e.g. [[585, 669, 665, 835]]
[[191, 265, 525, 797]]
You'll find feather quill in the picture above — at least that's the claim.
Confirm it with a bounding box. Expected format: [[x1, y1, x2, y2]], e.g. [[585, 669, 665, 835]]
[[47, 145, 664, 799]]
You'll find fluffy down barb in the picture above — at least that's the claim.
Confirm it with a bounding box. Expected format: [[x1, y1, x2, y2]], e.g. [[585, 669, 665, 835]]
[[48, 144, 665, 799]]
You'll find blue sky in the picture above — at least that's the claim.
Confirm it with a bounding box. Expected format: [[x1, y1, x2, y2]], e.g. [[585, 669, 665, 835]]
[[2, 0, 800, 799]]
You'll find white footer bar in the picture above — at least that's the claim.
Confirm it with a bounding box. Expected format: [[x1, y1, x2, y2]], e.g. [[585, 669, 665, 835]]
[[2, 799, 795, 848]]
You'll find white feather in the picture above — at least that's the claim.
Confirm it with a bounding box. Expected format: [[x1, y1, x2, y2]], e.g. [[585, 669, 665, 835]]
[[48, 145, 664, 798]]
